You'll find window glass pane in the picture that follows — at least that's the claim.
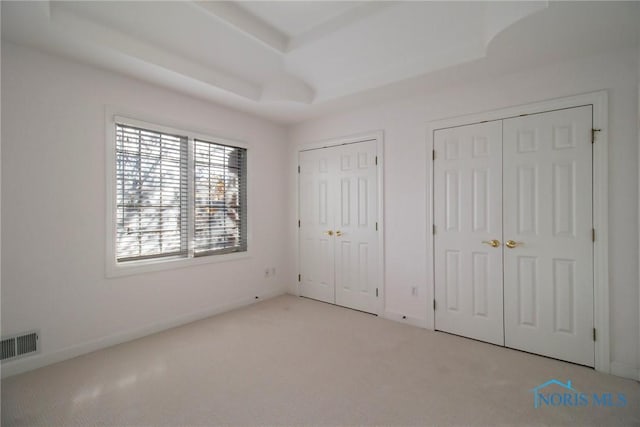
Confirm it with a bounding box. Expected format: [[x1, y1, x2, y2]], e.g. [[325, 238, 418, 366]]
[[193, 139, 247, 256], [115, 124, 188, 262]]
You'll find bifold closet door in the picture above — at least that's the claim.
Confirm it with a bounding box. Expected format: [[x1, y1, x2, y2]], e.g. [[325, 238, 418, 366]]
[[434, 121, 504, 346], [502, 106, 594, 367], [299, 141, 379, 314]]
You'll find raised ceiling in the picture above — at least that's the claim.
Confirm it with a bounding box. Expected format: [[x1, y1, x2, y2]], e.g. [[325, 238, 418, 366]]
[[2, 1, 639, 123], [236, 1, 365, 38]]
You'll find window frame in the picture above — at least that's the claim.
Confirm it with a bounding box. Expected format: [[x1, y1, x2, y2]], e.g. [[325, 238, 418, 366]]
[[106, 110, 251, 278]]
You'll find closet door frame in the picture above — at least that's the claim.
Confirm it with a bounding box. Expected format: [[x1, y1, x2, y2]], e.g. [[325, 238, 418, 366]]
[[296, 131, 385, 316], [426, 91, 609, 374]]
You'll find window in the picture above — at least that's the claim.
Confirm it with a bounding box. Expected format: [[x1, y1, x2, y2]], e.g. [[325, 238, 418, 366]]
[[110, 117, 247, 272]]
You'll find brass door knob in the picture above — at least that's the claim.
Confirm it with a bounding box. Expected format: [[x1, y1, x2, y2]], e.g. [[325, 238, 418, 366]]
[[505, 240, 522, 249], [324, 230, 334, 236], [482, 239, 501, 248]]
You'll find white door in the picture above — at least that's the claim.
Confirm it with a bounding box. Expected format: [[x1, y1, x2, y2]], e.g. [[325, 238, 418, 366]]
[[434, 121, 504, 345], [299, 148, 335, 304], [503, 106, 594, 366], [334, 141, 379, 314], [299, 141, 380, 314]]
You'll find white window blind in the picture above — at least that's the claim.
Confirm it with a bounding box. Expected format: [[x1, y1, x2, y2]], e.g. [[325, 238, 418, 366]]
[[194, 140, 247, 256], [114, 121, 247, 265], [116, 124, 188, 261]]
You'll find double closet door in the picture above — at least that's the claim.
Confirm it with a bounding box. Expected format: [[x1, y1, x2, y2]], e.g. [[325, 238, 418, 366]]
[[434, 106, 594, 366], [298, 140, 379, 314]]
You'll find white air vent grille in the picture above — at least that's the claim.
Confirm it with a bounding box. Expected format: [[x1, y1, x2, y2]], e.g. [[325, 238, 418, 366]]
[[1, 331, 39, 361]]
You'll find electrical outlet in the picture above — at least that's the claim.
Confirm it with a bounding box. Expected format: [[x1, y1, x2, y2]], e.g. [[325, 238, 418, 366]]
[[411, 286, 418, 297]]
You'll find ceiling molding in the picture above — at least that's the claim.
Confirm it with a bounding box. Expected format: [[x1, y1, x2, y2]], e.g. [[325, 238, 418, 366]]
[[48, 2, 263, 100], [191, 1, 396, 54], [482, 1, 549, 48], [261, 74, 315, 104], [287, 2, 396, 52], [191, 1, 289, 54]]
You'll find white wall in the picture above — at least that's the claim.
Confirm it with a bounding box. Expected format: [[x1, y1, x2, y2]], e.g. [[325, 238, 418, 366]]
[[637, 42, 640, 380], [0, 7, 3, 382], [0, 41, 291, 377], [289, 47, 640, 379]]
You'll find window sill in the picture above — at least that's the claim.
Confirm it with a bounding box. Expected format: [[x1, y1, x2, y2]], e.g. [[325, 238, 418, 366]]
[[105, 250, 251, 278]]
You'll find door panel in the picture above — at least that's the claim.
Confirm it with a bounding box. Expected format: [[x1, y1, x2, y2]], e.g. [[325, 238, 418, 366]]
[[434, 121, 504, 345], [299, 141, 379, 314], [299, 148, 335, 304], [503, 106, 594, 367], [334, 141, 379, 314]]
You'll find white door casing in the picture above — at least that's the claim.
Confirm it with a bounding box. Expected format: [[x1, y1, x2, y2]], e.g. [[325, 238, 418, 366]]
[[299, 140, 380, 314], [434, 121, 505, 345], [503, 106, 594, 367]]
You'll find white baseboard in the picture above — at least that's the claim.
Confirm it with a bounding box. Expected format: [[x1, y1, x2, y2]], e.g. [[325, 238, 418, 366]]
[[1, 289, 285, 379], [383, 311, 429, 328], [610, 361, 640, 381]]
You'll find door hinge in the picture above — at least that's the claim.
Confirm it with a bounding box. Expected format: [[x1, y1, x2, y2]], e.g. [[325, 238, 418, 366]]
[[298, 220, 301, 228], [592, 228, 596, 242], [592, 128, 601, 144], [375, 222, 378, 231], [376, 288, 379, 297], [593, 328, 596, 341], [432, 150, 436, 160], [433, 224, 436, 234], [433, 299, 436, 310], [375, 156, 378, 166], [298, 165, 300, 173], [298, 274, 301, 282]]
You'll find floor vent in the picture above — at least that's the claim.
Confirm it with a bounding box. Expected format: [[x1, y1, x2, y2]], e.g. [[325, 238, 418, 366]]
[[1, 331, 39, 361]]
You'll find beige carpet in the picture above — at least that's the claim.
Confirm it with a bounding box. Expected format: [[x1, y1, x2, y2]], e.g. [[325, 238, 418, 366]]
[[2, 295, 639, 426]]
